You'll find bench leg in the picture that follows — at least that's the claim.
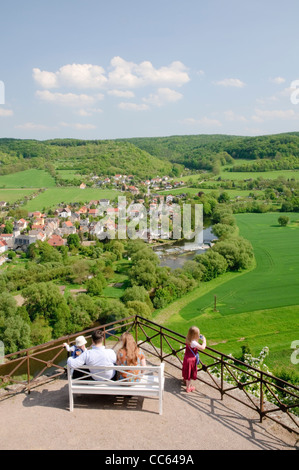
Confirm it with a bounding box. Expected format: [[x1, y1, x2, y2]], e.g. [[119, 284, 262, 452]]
[[69, 392, 74, 412]]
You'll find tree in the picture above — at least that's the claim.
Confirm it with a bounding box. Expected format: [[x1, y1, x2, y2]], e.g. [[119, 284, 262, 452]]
[[105, 240, 125, 260], [23, 282, 71, 338], [218, 192, 230, 203], [212, 237, 254, 271], [121, 285, 153, 308], [86, 276, 105, 296], [30, 317, 52, 345], [212, 223, 238, 239], [129, 259, 158, 290], [34, 240, 62, 263], [278, 215, 290, 226], [4, 221, 13, 234], [182, 260, 204, 280], [70, 259, 90, 284], [2, 313, 31, 353], [67, 233, 80, 250], [195, 250, 228, 281], [0, 292, 18, 328], [98, 298, 129, 324], [126, 300, 151, 319], [131, 247, 160, 266]]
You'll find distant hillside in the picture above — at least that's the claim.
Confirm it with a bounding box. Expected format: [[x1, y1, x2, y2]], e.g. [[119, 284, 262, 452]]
[[124, 132, 299, 171], [1, 133, 299, 179], [0, 138, 174, 179]]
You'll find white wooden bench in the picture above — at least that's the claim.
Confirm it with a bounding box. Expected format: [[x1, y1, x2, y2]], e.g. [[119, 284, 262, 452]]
[[67, 363, 165, 415]]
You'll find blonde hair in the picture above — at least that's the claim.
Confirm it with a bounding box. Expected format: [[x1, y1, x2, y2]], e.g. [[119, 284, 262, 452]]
[[119, 332, 139, 365], [186, 326, 200, 345]]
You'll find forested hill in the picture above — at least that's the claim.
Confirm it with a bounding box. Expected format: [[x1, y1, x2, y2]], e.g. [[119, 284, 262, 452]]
[[1, 132, 299, 177], [123, 132, 299, 171], [0, 138, 174, 178]]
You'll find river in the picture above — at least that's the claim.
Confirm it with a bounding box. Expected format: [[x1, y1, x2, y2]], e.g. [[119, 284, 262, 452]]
[[153, 225, 217, 270]]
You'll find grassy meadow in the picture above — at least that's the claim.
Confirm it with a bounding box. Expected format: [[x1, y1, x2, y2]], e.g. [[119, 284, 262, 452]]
[[155, 212, 299, 373], [24, 187, 122, 211], [0, 189, 37, 204], [0, 169, 56, 188]]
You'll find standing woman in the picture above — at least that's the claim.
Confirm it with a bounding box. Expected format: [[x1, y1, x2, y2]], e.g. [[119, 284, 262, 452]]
[[182, 326, 206, 392], [117, 332, 146, 382]]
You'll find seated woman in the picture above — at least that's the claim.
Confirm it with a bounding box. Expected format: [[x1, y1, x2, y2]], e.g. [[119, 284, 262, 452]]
[[117, 332, 146, 383]]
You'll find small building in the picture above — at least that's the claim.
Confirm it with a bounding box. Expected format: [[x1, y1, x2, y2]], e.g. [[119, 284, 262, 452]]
[[47, 234, 66, 247], [0, 239, 8, 254]]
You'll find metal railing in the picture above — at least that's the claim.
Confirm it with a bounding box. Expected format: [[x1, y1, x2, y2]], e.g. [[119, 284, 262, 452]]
[[0, 315, 298, 435]]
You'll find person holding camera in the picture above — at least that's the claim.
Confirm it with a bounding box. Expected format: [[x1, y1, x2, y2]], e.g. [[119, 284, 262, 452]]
[[182, 326, 206, 393]]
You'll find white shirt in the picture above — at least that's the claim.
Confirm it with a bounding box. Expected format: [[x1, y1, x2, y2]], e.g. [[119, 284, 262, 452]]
[[67, 345, 117, 380], [190, 340, 201, 349]]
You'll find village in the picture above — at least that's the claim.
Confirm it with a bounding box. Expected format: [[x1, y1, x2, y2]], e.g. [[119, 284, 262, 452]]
[[0, 174, 188, 265]]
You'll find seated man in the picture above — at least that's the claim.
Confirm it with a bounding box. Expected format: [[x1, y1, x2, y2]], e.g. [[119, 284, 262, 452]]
[[67, 329, 116, 381]]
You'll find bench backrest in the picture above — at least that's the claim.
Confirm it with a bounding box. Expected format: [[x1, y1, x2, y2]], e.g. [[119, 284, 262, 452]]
[[68, 363, 165, 386]]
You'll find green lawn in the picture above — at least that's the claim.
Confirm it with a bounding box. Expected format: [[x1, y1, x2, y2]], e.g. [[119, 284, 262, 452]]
[[157, 212, 299, 372], [25, 187, 123, 211], [0, 169, 56, 188]]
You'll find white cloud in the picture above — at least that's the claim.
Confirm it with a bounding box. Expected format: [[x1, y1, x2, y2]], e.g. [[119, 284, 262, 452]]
[[75, 108, 103, 116], [0, 108, 13, 117], [33, 64, 107, 89], [32, 68, 58, 88], [33, 57, 190, 92], [182, 117, 222, 127], [143, 88, 183, 107], [223, 110, 247, 122], [108, 89, 135, 98], [36, 90, 98, 107], [213, 78, 246, 88], [252, 108, 299, 122], [108, 57, 190, 89], [270, 76, 286, 84], [118, 102, 149, 111], [15, 122, 55, 130], [59, 122, 97, 130]]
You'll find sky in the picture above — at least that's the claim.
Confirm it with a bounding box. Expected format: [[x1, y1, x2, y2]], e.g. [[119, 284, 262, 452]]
[[1, 0, 299, 140]]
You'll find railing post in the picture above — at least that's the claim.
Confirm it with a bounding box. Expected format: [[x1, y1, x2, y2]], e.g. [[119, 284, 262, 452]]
[[260, 372, 264, 423], [27, 351, 31, 394], [220, 355, 224, 400], [135, 317, 138, 344], [160, 326, 163, 362]]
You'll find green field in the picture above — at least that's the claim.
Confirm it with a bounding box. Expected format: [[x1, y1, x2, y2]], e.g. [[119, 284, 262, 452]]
[[0, 169, 56, 188], [159, 187, 252, 198], [57, 169, 87, 180], [156, 212, 299, 372], [0, 189, 37, 204], [24, 187, 123, 211], [219, 168, 299, 181]]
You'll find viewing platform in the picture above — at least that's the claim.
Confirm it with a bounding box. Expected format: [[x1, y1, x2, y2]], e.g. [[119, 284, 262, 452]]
[[0, 316, 298, 451]]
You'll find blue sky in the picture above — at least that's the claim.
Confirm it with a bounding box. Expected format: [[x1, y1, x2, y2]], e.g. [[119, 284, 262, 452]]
[[1, 0, 299, 140]]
